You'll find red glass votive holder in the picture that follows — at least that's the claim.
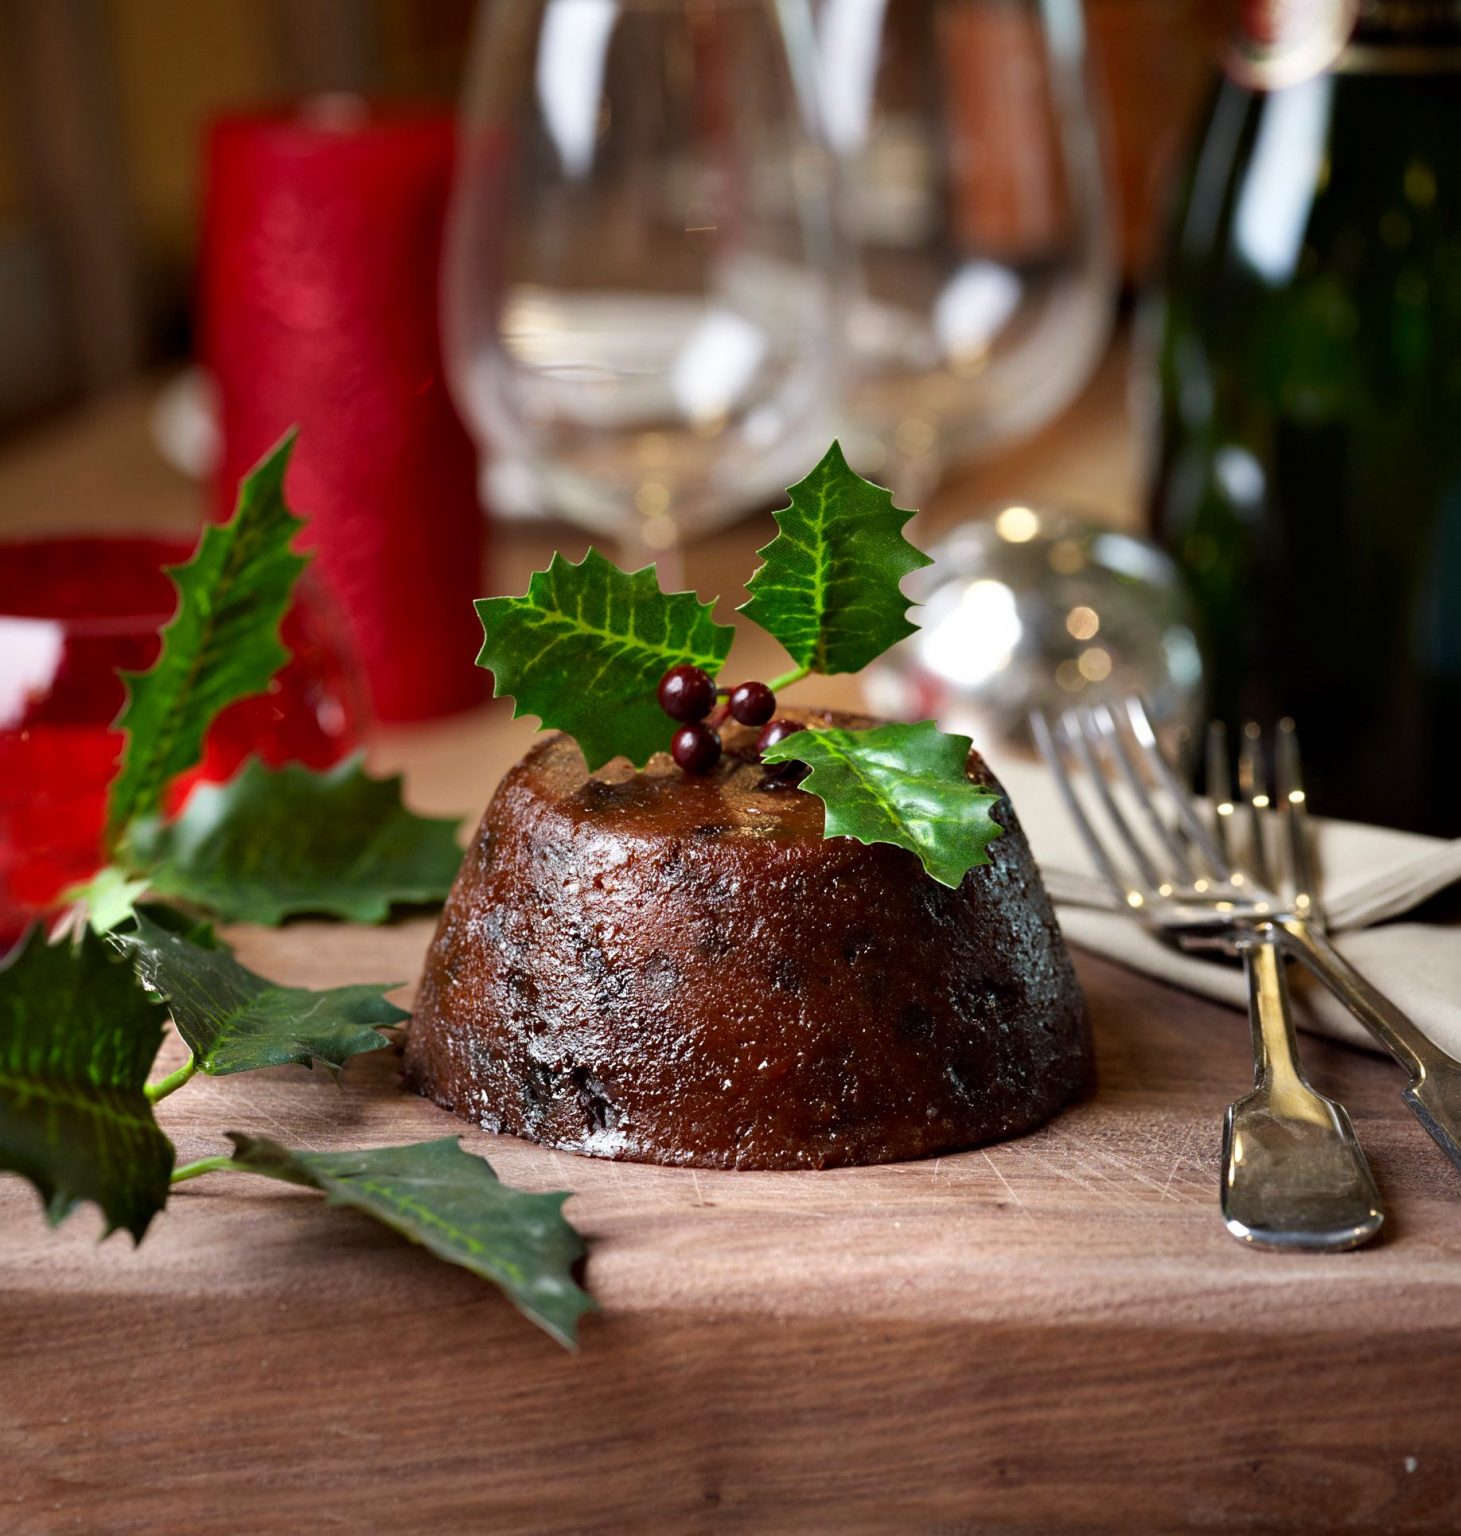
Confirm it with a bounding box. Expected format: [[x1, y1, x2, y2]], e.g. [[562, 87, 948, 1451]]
[[0, 533, 364, 945]]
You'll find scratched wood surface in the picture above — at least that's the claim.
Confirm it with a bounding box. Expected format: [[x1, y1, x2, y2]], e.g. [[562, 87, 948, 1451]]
[[6, 920, 1461, 1535], [6, 363, 1461, 1534]]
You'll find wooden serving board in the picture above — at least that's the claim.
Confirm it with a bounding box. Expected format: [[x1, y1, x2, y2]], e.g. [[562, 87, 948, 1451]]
[[6, 914, 1461, 1534]]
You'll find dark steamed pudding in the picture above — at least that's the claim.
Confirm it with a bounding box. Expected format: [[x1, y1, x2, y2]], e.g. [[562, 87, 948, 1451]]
[[406, 708, 1092, 1169]]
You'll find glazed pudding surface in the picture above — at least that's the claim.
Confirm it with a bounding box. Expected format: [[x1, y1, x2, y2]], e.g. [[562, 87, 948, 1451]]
[[406, 709, 1092, 1169]]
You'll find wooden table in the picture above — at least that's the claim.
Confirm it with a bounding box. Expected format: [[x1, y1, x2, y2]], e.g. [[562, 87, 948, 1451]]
[[5, 357, 1461, 1534]]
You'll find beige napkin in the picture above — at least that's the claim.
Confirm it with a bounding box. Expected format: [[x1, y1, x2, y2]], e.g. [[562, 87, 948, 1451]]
[[995, 758, 1461, 1058]]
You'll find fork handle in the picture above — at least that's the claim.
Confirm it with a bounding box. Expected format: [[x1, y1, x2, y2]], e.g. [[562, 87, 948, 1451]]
[[1222, 929, 1384, 1250], [1280, 919, 1461, 1174], [1242, 930, 1310, 1094]]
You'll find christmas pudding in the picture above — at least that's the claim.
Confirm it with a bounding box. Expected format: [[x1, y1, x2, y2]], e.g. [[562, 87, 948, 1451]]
[[407, 444, 1091, 1169], [405, 707, 1091, 1169]]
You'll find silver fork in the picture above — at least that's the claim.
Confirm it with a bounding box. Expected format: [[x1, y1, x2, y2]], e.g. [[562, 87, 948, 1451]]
[[1123, 701, 1461, 1176], [1205, 720, 1383, 1249], [1034, 701, 1384, 1251]]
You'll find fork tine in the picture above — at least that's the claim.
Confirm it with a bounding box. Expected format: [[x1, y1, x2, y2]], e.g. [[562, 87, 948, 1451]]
[[1237, 722, 1274, 890], [1030, 709, 1144, 907], [1206, 720, 1234, 865], [1062, 707, 1161, 890], [1086, 702, 1195, 881], [1276, 717, 1323, 925], [1122, 697, 1230, 878]]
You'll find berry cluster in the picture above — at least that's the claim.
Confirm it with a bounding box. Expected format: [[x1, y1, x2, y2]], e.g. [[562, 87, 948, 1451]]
[[657, 665, 806, 779]]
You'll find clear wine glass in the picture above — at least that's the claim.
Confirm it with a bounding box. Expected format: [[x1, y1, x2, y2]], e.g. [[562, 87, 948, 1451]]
[[817, 0, 1116, 500], [444, 0, 844, 586]]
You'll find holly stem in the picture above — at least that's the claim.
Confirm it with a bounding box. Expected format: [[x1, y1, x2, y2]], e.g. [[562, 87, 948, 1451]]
[[170, 1155, 232, 1185], [766, 664, 811, 693], [145, 1056, 198, 1104]]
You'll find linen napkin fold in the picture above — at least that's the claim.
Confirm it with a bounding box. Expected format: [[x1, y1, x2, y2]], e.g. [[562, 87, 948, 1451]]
[[995, 758, 1461, 1059]]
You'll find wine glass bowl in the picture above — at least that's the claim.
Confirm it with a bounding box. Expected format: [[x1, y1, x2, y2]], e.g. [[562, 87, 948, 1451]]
[[443, 0, 843, 577], [819, 0, 1116, 494]]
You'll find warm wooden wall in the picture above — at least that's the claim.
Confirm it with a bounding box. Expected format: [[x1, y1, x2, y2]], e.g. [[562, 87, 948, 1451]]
[[0, 0, 474, 430]]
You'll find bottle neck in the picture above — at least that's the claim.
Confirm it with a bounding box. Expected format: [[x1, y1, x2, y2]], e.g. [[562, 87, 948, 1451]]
[[1224, 0, 1359, 89], [1224, 0, 1461, 86]]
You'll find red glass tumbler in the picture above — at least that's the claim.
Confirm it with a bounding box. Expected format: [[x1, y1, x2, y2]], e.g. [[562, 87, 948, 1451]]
[[0, 534, 363, 946]]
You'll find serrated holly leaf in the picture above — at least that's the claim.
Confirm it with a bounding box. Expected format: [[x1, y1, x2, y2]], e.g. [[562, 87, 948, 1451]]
[[0, 927, 173, 1241], [126, 754, 462, 925], [475, 550, 734, 771], [223, 1134, 594, 1348], [739, 441, 931, 675], [111, 912, 405, 1078], [761, 720, 1003, 888], [108, 433, 308, 847]]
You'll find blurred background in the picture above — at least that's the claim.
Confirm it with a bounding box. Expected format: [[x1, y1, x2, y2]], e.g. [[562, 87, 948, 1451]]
[[0, 2, 474, 419], [0, 0, 1216, 431], [1, 0, 1457, 940]]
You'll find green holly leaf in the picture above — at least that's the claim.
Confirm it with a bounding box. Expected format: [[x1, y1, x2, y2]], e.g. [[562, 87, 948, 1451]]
[[107, 432, 307, 847], [0, 928, 173, 1241], [223, 1134, 595, 1348], [111, 913, 405, 1078], [126, 754, 462, 926], [475, 549, 734, 771], [761, 720, 1004, 889], [739, 441, 931, 675]]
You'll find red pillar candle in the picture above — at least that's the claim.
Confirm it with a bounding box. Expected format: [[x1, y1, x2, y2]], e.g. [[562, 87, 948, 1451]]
[[202, 102, 487, 723]]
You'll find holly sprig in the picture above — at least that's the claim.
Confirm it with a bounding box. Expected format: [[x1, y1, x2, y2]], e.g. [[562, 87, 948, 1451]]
[[475, 550, 734, 772], [74, 436, 463, 927], [1, 435, 592, 1348], [476, 442, 1003, 887]]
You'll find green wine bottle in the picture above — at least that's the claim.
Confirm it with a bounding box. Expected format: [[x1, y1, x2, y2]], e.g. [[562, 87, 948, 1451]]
[[1150, 0, 1461, 834]]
